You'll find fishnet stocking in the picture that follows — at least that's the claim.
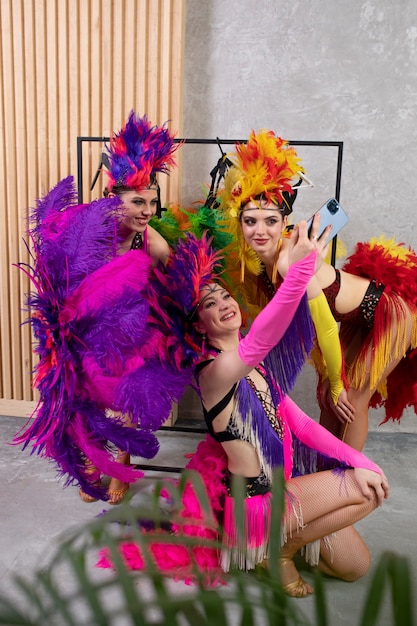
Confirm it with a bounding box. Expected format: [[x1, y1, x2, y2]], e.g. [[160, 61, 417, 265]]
[[281, 468, 377, 583], [318, 526, 370, 581]]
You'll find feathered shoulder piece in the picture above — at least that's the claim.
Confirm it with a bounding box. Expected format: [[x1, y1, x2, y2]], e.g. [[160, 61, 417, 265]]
[[149, 203, 192, 247], [342, 236, 417, 304], [150, 200, 234, 261], [105, 111, 181, 191], [218, 129, 303, 219]]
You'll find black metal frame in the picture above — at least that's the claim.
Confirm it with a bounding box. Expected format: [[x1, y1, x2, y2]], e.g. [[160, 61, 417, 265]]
[[77, 136, 343, 265], [76, 136, 344, 472]]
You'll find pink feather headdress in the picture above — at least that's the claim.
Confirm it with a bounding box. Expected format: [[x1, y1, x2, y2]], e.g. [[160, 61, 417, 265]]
[[105, 111, 181, 191]]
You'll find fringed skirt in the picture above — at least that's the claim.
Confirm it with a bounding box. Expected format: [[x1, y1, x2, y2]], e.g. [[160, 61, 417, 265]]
[[220, 472, 272, 572], [97, 436, 305, 581], [341, 237, 417, 422]]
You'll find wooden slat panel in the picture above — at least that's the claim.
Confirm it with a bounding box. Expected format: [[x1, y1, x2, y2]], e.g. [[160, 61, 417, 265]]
[[147, 0, 160, 122], [2, 0, 21, 399], [100, 0, 113, 137], [21, 0, 39, 402], [46, 0, 59, 184], [167, 0, 185, 203], [68, 0, 80, 184], [57, 0, 70, 176], [111, 1, 124, 123], [13, 0, 33, 398], [0, 0, 11, 399], [23, 1, 39, 198], [90, 0, 102, 135], [0, 0, 185, 414], [34, 3, 48, 191], [123, 0, 137, 113], [135, 0, 148, 115]]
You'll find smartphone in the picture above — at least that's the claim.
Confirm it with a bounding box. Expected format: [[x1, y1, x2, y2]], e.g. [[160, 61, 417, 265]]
[[307, 198, 348, 246]]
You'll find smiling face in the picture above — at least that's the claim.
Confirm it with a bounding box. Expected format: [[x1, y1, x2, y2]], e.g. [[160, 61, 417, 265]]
[[193, 284, 242, 341], [116, 187, 159, 235], [240, 200, 288, 260]]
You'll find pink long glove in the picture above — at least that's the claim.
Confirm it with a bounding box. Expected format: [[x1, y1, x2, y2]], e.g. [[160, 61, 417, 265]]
[[282, 395, 381, 474], [238, 251, 317, 366]]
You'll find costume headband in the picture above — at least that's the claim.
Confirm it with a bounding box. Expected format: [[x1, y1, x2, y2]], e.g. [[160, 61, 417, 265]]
[[105, 111, 180, 192], [188, 284, 225, 322]]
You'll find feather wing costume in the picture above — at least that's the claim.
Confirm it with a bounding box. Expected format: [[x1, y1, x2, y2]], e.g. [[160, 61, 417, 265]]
[[14, 177, 173, 499]]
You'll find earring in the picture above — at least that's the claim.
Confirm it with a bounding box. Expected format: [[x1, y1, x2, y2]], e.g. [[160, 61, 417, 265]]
[[201, 333, 206, 354], [271, 238, 282, 286], [240, 244, 247, 283]]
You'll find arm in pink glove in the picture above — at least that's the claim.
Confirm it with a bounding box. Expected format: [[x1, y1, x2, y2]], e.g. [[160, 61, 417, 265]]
[[238, 251, 317, 366], [281, 394, 381, 474]]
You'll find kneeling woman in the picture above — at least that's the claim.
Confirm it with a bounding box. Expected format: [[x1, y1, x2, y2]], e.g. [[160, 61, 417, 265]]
[[98, 221, 389, 597]]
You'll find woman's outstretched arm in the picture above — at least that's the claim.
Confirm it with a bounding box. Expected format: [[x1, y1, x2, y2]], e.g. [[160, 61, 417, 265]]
[[282, 394, 389, 504]]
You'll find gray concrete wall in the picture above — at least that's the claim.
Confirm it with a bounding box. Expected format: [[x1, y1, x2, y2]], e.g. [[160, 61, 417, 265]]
[[179, 0, 417, 430], [182, 0, 416, 248]]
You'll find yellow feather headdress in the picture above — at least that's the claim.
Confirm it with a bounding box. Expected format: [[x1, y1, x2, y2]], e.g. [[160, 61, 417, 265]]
[[218, 129, 303, 219], [216, 130, 304, 285]]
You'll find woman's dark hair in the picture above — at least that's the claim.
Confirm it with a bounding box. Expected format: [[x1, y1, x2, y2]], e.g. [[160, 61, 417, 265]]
[[103, 176, 162, 216]]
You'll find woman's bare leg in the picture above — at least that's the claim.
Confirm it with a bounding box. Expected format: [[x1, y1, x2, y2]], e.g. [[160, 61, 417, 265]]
[[323, 304, 414, 450], [319, 390, 370, 452], [108, 414, 135, 504], [340, 387, 371, 450], [319, 407, 343, 439], [79, 413, 136, 503], [343, 343, 413, 450]]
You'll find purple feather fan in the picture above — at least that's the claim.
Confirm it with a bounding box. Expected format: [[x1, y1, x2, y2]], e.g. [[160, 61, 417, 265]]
[[14, 177, 166, 497], [115, 361, 193, 431], [26, 178, 124, 299]]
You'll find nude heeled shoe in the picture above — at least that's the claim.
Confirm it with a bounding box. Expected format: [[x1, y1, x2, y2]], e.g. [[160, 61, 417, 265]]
[[279, 557, 314, 598], [107, 484, 129, 505], [78, 462, 101, 503]]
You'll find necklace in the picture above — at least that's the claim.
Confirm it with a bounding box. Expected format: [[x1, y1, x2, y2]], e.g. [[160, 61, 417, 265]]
[[130, 232, 143, 250], [245, 365, 284, 440]]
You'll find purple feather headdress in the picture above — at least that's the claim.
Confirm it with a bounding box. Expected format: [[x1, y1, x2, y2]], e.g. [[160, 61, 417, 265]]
[[105, 111, 181, 191]]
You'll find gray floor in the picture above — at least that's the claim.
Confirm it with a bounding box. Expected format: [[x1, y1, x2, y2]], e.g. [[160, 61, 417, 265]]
[[1, 413, 416, 625]]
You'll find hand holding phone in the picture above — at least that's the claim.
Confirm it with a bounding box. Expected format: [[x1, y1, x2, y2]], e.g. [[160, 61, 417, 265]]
[[307, 198, 348, 246]]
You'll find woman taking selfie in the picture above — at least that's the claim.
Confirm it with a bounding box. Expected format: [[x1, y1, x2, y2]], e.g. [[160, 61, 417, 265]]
[[98, 226, 389, 597], [216, 129, 417, 450]]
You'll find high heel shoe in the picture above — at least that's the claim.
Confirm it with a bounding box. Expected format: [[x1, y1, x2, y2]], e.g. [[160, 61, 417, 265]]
[[107, 484, 129, 505], [79, 462, 100, 503], [279, 557, 314, 598], [79, 488, 98, 503]]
